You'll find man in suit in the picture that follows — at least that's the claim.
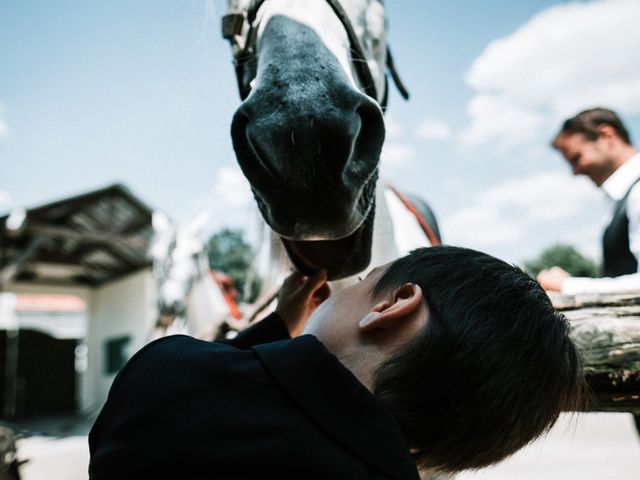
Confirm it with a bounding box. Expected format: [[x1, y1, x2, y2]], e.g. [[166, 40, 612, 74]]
[[538, 107, 640, 293], [537, 107, 640, 436], [89, 246, 584, 479]]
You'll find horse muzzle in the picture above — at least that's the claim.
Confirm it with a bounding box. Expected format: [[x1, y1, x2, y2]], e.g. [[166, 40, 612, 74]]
[[228, 14, 386, 278]]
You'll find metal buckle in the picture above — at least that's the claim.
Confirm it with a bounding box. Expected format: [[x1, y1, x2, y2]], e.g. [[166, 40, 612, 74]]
[[221, 13, 245, 40]]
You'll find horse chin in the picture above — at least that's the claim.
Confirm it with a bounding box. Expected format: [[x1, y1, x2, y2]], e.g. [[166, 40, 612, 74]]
[[280, 206, 374, 280]]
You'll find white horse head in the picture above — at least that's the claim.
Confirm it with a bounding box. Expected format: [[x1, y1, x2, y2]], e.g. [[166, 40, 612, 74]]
[[224, 0, 409, 280], [149, 211, 237, 339], [150, 211, 208, 318]]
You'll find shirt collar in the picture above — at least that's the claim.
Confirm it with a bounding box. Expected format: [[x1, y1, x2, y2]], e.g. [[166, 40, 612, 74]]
[[602, 152, 640, 201], [253, 335, 420, 480]]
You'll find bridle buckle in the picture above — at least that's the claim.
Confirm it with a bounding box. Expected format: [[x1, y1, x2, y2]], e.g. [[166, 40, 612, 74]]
[[221, 12, 247, 54], [221, 13, 245, 40]]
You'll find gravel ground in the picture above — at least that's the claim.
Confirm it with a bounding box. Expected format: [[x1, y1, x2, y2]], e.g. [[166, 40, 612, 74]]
[[18, 435, 89, 480], [458, 412, 640, 480]]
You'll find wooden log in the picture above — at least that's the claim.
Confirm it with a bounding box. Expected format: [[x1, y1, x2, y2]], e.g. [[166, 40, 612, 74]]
[[548, 292, 640, 414]]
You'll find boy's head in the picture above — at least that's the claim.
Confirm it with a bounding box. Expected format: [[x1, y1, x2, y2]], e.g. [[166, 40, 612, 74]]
[[304, 245, 585, 473], [372, 246, 585, 472]]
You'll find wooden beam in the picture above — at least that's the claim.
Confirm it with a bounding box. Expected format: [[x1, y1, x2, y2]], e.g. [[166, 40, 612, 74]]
[[552, 292, 640, 413], [25, 223, 149, 250], [30, 262, 87, 278]]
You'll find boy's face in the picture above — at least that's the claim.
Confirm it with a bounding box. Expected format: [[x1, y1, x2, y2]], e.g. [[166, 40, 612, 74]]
[[302, 264, 389, 341]]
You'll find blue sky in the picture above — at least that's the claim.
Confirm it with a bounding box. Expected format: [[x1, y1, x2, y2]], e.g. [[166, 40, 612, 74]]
[[2, 0, 640, 265]]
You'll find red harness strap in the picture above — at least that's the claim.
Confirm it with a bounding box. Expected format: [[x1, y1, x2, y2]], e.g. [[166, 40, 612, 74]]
[[387, 185, 440, 246], [211, 271, 243, 320]]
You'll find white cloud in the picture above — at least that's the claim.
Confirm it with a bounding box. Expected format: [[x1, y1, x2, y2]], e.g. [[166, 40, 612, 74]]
[[0, 102, 8, 139], [558, 224, 603, 261], [380, 142, 416, 175], [441, 170, 603, 260], [460, 94, 546, 150], [169, 162, 272, 248], [180, 164, 257, 238], [416, 119, 452, 140], [210, 165, 253, 209], [384, 115, 403, 140], [198, 0, 219, 45], [0, 190, 12, 210], [461, 0, 640, 150]]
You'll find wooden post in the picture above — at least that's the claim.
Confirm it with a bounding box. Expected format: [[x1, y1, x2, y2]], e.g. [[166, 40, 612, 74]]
[[0, 236, 47, 291], [549, 292, 640, 414]]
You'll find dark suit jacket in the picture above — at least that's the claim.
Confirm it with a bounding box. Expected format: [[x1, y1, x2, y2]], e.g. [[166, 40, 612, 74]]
[[88, 313, 419, 480]]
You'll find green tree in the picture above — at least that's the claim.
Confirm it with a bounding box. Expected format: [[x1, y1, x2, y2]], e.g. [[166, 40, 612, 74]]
[[524, 243, 600, 278], [206, 228, 260, 301]]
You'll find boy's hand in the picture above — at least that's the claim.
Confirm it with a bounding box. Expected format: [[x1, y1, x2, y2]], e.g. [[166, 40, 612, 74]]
[[276, 270, 331, 337]]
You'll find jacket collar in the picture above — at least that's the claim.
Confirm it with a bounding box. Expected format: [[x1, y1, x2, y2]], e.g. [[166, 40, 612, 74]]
[[253, 335, 420, 480], [602, 152, 640, 201]]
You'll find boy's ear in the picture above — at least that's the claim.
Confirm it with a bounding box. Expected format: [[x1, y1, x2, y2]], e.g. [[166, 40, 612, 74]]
[[358, 284, 424, 333]]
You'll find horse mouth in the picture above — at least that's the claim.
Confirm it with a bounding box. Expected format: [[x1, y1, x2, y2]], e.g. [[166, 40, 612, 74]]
[[280, 206, 374, 280]]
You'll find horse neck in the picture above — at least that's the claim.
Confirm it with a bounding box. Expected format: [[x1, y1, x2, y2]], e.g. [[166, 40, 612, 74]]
[[328, 183, 398, 291], [237, 213, 292, 321], [370, 182, 400, 265], [382, 185, 434, 256]]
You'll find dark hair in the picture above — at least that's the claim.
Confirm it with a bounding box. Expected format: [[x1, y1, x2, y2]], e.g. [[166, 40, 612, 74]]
[[553, 107, 632, 146], [371, 246, 586, 473]]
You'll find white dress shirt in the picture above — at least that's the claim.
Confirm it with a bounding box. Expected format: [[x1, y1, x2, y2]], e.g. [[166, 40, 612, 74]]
[[562, 152, 640, 295]]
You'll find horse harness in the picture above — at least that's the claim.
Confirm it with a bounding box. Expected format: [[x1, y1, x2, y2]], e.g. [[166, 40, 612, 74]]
[[222, 0, 409, 110], [387, 186, 441, 247]]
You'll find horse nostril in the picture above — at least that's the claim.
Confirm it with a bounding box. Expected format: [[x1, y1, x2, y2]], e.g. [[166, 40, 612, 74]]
[[357, 99, 386, 145], [231, 106, 278, 190], [343, 97, 385, 181], [231, 108, 251, 165]]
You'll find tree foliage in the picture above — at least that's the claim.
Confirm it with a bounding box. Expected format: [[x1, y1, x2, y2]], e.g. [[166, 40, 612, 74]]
[[206, 228, 259, 300], [524, 243, 600, 278]]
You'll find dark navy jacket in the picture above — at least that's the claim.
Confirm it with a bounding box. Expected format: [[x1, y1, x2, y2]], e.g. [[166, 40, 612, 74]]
[[88, 313, 419, 480]]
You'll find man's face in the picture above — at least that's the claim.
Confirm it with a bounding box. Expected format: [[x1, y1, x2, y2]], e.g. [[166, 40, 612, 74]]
[[554, 132, 615, 186]]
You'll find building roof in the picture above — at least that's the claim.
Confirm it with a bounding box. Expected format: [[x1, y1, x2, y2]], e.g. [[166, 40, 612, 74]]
[[0, 184, 154, 287]]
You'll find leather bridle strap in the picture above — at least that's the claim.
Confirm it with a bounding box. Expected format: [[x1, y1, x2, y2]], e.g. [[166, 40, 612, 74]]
[[222, 0, 409, 107]]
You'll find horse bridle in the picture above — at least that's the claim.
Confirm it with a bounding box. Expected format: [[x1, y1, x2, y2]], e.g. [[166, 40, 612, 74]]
[[222, 0, 409, 110]]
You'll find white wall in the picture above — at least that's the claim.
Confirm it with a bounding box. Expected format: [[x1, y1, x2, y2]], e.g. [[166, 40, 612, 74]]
[[8, 269, 155, 415], [85, 268, 155, 413], [0, 292, 18, 329]]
